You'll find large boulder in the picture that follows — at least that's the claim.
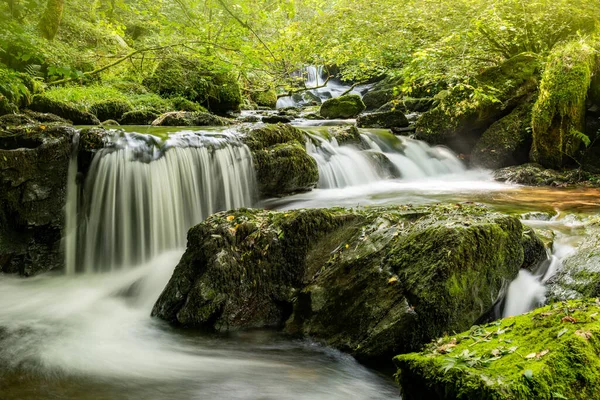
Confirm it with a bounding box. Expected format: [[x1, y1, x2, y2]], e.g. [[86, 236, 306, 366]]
[[357, 110, 409, 129], [151, 111, 232, 126], [395, 299, 600, 400], [29, 95, 100, 125], [120, 109, 160, 125], [494, 163, 600, 187], [415, 53, 540, 154], [361, 76, 403, 110], [241, 124, 318, 196], [89, 99, 133, 121], [471, 98, 535, 169], [0, 95, 18, 116], [319, 95, 366, 119], [152, 204, 544, 363], [250, 90, 277, 109], [0, 125, 75, 276]]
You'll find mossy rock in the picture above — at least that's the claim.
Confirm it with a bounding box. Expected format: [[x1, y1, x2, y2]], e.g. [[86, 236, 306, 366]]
[[395, 299, 600, 400], [361, 76, 403, 110], [79, 127, 110, 152], [152, 204, 544, 364], [327, 125, 362, 146], [291, 91, 322, 107], [151, 111, 232, 126], [493, 163, 600, 187], [22, 110, 70, 124], [206, 72, 243, 114], [241, 124, 318, 196], [415, 53, 540, 154], [357, 110, 409, 129], [29, 95, 100, 125], [319, 94, 366, 119], [262, 115, 292, 124], [471, 97, 535, 169], [379, 98, 437, 113], [120, 109, 160, 125], [89, 99, 133, 121], [170, 97, 205, 112], [250, 90, 278, 109], [0, 113, 36, 128], [0, 96, 18, 116], [531, 41, 596, 169]]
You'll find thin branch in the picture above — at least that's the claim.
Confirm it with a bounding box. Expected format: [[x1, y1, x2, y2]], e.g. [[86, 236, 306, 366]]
[[276, 75, 331, 99]]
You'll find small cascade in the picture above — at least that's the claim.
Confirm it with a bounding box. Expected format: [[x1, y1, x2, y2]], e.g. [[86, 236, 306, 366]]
[[305, 129, 466, 189], [68, 129, 256, 273]]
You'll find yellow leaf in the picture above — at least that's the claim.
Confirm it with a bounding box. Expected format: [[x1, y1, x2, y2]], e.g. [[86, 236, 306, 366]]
[[345, 244, 349, 249], [226, 215, 235, 221], [388, 276, 398, 284], [40, 125, 46, 130]]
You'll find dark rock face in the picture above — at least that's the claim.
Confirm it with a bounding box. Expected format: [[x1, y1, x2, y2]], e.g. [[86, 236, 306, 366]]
[[152, 204, 543, 363], [0, 125, 75, 275], [241, 124, 318, 196], [29, 95, 100, 125], [415, 53, 540, 155], [361, 76, 403, 110], [261, 115, 292, 124], [120, 110, 160, 125], [151, 111, 232, 126], [356, 110, 409, 129], [319, 95, 366, 119]]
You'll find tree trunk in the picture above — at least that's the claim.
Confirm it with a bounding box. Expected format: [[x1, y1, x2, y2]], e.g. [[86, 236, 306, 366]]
[[38, 0, 65, 40]]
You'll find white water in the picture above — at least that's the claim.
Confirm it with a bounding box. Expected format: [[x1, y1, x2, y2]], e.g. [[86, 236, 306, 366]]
[[277, 66, 370, 108], [68, 130, 256, 273], [305, 130, 466, 189]]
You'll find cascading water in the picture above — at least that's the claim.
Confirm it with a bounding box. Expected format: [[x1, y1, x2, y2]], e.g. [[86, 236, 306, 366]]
[[66, 129, 256, 273], [305, 129, 466, 189]]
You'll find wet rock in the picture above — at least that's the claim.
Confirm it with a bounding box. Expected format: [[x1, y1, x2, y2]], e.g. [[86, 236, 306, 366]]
[[100, 119, 120, 126], [378, 98, 437, 113], [151, 111, 232, 126], [120, 109, 160, 125], [0, 96, 18, 116], [28, 95, 100, 125], [291, 91, 322, 107], [319, 95, 365, 119], [241, 124, 318, 196], [494, 163, 600, 187], [250, 90, 277, 109], [153, 204, 540, 364], [361, 76, 403, 110], [0, 125, 75, 276], [357, 110, 409, 129], [89, 99, 133, 121], [0, 113, 36, 127], [262, 115, 292, 124], [22, 110, 70, 124], [327, 125, 362, 146], [395, 299, 600, 400]]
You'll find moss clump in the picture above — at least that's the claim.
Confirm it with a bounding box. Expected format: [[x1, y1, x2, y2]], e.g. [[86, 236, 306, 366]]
[[241, 124, 318, 196], [471, 96, 535, 169], [170, 97, 206, 112], [356, 110, 409, 129], [416, 53, 540, 153], [89, 99, 133, 121], [319, 94, 366, 119], [327, 125, 362, 146], [28, 95, 100, 125], [493, 163, 600, 187], [395, 299, 600, 400], [361, 76, 403, 110], [119, 109, 160, 125], [531, 40, 596, 169], [250, 90, 277, 109], [0, 96, 18, 116]]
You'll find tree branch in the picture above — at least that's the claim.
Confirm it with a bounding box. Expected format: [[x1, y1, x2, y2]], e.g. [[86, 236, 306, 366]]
[[276, 75, 331, 99]]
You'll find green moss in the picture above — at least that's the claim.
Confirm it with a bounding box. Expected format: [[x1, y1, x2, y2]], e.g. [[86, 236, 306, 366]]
[[170, 97, 206, 112], [356, 109, 409, 128], [0, 96, 18, 116], [89, 98, 133, 121], [319, 94, 366, 119], [29, 95, 100, 125], [241, 123, 306, 150], [119, 109, 160, 125], [531, 40, 596, 169], [38, 0, 64, 40], [151, 111, 231, 127], [395, 299, 600, 400]]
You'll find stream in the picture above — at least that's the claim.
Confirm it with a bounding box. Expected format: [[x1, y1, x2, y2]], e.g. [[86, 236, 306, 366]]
[[1, 119, 599, 399]]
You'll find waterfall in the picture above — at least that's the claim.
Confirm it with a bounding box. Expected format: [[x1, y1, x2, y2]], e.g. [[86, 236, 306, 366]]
[[68, 129, 256, 274], [64, 133, 80, 276], [305, 129, 466, 189]]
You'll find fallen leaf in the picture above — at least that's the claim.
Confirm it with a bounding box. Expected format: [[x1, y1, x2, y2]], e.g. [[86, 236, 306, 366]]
[[557, 328, 568, 338], [575, 330, 592, 340], [523, 369, 533, 380], [538, 349, 549, 358], [388, 276, 398, 284], [525, 353, 536, 359], [226, 215, 235, 222], [561, 316, 577, 324]]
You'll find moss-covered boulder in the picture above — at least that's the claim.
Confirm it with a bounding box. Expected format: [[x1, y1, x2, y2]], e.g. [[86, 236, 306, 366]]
[[144, 57, 242, 113], [530, 41, 596, 169], [327, 125, 362, 146], [0, 95, 18, 116], [261, 115, 292, 124], [319, 95, 366, 119], [89, 99, 133, 121], [291, 91, 322, 107], [250, 90, 277, 109], [415, 53, 540, 154], [357, 110, 409, 129], [22, 110, 70, 124], [471, 98, 535, 169], [361, 76, 403, 110], [119, 109, 160, 125], [151, 111, 232, 127], [0, 125, 75, 276], [29, 95, 100, 125], [170, 97, 205, 112], [152, 204, 544, 363], [395, 299, 600, 400], [241, 124, 318, 196], [378, 98, 437, 113], [493, 163, 600, 187]]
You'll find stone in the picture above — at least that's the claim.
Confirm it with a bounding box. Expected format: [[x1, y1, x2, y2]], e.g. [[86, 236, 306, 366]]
[[319, 95, 366, 119]]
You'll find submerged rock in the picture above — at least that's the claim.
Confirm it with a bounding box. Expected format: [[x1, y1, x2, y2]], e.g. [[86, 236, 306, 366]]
[[0, 125, 75, 275], [28, 95, 100, 125], [241, 124, 318, 196], [152, 204, 543, 363], [395, 299, 600, 400], [356, 110, 409, 129], [151, 111, 231, 126], [319, 95, 365, 119]]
